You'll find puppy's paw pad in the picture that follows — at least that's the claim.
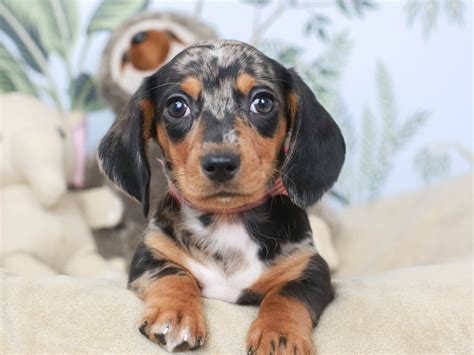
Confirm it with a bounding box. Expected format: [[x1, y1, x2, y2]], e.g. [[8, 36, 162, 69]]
[[138, 306, 206, 352]]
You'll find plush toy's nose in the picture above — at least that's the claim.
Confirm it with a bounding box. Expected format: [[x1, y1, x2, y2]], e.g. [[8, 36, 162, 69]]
[[201, 152, 240, 182]]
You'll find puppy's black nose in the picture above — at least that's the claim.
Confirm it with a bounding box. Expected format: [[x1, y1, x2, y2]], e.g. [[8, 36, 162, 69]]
[[201, 153, 240, 182]]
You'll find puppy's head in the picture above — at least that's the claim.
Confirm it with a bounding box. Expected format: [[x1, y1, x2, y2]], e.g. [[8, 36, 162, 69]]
[[98, 40, 345, 216]]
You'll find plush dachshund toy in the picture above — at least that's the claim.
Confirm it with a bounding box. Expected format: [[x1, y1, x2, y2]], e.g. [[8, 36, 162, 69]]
[[98, 40, 345, 354]]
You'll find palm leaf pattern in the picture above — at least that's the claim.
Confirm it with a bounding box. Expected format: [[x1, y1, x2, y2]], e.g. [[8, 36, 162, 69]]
[[0, 42, 36, 95], [0, 0, 148, 112], [88, 0, 149, 33], [35, 0, 80, 60], [0, 0, 48, 72], [0, 0, 465, 203]]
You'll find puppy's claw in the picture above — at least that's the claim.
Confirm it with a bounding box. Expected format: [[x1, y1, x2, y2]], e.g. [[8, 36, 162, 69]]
[[270, 340, 276, 353], [183, 330, 189, 342], [190, 336, 204, 350], [139, 295, 206, 351], [173, 340, 190, 352], [154, 333, 167, 346], [139, 321, 148, 338]]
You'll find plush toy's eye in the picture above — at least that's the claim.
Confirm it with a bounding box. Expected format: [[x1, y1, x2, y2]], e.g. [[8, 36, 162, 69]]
[[57, 127, 66, 140], [131, 31, 147, 45], [250, 94, 274, 114], [167, 98, 190, 118]]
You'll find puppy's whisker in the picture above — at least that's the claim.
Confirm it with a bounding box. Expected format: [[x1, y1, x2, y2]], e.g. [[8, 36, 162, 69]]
[[147, 81, 183, 91], [260, 77, 292, 85]]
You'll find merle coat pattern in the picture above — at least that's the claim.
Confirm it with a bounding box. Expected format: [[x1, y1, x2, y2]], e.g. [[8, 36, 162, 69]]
[[98, 40, 345, 354]]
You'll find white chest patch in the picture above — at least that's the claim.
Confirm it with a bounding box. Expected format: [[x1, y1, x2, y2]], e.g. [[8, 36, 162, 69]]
[[182, 207, 265, 303]]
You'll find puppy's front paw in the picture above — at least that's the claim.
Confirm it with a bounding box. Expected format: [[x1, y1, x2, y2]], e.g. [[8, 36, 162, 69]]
[[138, 298, 206, 352], [246, 319, 315, 355]]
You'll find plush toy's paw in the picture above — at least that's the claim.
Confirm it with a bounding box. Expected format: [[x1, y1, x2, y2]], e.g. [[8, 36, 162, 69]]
[[246, 319, 315, 355], [138, 300, 206, 352]]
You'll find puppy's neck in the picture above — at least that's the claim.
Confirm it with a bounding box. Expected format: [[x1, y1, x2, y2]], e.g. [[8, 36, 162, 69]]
[[167, 177, 288, 215]]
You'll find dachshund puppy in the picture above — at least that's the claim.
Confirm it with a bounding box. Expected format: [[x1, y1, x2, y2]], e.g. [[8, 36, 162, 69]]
[[98, 40, 345, 354]]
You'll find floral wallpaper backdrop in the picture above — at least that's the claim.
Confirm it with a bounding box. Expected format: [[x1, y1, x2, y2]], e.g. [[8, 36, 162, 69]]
[[1, 0, 472, 205]]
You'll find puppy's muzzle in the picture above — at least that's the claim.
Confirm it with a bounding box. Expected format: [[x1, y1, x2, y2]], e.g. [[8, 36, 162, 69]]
[[201, 152, 240, 182]]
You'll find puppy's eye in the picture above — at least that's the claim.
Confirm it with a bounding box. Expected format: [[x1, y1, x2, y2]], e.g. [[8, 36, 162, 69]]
[[167, 99, 190, 118], [250, 95, 274, 114]]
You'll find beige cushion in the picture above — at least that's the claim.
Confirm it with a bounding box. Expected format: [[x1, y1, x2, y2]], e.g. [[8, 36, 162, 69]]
[[1, 174, 472, 353], [1, 259, 471, 353], [334, 173, 473, 277]]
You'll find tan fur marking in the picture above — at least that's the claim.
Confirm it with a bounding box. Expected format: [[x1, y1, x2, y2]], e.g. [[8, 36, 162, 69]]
[[140, 99, 154, 140], [257, 292, 312, 335], [236, 73, 256, 95], [139, 273, 206, 348], [172, 114, 288, 212], [136, 231, 207, 347], [156, 120, 205, 205], [181, 76, 202, 100], [247, 250, 314, 295], [287, 91, 299, 130], [156, 123, 171, 158], [129, 271, 153, 298], [155, 92, 289, 213], [247, 289, 315, 354], [144, 232, 190, 271], [143, 274, 200, 304], [234, 115, 287, 198], [174, 119, 203, 166]]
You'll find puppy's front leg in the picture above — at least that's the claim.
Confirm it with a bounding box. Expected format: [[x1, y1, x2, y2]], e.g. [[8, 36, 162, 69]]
[[243, 252, 333, 355], [129, 240, 206, 352]]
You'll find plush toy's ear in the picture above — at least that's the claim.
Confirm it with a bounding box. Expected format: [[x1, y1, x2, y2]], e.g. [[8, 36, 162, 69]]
[[281, 70, 346, 207], [97, 85, 154, 217]]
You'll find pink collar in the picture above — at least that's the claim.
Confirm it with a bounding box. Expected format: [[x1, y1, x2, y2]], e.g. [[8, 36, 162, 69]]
[[166, 174, 288, 215]]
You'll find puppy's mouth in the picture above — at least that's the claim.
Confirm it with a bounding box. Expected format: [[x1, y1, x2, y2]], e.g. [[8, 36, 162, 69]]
[[181, 183, 267, 210], [173, 168, 271, 211], [195, 181, 248, 199], [206, 191, 244, 199]]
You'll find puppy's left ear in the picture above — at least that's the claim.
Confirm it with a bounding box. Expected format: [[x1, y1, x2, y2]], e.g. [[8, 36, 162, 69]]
[[97, 85, 154, 217], [281, 69, 346, 207]]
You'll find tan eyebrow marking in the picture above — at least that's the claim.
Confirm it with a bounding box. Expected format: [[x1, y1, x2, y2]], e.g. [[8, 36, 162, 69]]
[[180, 76, 202, 100], [236, 72, 256, 95]]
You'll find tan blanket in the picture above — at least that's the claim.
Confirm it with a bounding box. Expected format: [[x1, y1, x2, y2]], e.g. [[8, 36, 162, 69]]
[[1, 259, 471, 353], [334, 173, 473, 277], [1, 174, 473, 353]]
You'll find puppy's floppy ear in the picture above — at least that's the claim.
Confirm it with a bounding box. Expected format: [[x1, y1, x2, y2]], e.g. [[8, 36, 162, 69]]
[[281, 69, 345, 207], [97, 84, 154, 217]]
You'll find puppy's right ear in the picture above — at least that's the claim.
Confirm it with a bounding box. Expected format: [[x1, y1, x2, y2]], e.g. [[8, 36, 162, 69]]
[[97, 85, 155, 217]]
